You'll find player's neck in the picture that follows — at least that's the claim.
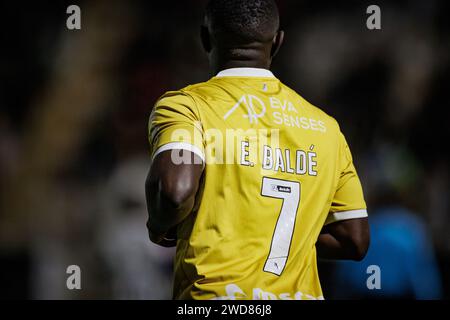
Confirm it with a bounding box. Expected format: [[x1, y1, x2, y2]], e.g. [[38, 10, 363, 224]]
[[211, 49, 272, 75]]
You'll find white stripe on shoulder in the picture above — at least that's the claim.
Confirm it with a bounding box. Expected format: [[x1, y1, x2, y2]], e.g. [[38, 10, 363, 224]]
[[325, 209, 368, 225], [152, 142, 205, 163]]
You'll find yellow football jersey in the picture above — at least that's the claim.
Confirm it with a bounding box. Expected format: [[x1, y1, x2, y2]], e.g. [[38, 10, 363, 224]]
[[148, 68, 367, 300]]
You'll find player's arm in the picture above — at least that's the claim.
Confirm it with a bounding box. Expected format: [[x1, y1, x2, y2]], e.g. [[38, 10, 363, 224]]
[[316, 130, 370, 260], [316, 217, 369, 261], [145, 150, 203, 247], [145, 92, 205, 247]]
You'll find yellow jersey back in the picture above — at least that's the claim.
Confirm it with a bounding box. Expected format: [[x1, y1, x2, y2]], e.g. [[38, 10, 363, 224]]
[[148, 68, 367, 300]]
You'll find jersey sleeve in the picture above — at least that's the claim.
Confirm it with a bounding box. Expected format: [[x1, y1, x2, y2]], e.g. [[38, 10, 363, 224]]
[[148, 91, 205, 162], [324, 131, 367, 225]]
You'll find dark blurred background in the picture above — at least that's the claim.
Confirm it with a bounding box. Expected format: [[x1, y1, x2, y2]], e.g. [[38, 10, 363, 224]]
[[0, 0, 449, 299]]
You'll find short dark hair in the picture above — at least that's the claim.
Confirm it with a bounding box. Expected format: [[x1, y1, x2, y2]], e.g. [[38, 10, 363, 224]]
[[205, 0, 280, 43]]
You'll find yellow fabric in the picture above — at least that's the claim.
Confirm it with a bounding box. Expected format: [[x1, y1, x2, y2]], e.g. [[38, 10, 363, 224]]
[[148, 70, 367, 300]]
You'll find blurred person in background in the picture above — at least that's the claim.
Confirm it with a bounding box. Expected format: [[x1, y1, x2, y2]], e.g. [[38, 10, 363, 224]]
[[330, 144, 442, 299], [98, 155, 175, 299]]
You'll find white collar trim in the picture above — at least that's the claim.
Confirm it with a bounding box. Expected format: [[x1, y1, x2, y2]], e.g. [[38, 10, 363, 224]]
[[216, 68, 275, 78]]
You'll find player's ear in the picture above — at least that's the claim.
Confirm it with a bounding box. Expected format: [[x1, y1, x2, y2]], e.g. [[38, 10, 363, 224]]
[[200, 25, 212, 53], [270, 30, 284, 58]]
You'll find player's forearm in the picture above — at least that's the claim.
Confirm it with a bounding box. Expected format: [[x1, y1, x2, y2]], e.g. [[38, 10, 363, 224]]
[[148, 190, 195, 232], [146, 180, 196, 240]]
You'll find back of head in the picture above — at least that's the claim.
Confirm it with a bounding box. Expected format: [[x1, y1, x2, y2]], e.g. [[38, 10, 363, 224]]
[[205, 0, 280, 45]]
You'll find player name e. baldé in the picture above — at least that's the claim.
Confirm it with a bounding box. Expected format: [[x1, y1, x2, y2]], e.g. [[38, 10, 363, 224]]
[[240, 141, 318, 177]]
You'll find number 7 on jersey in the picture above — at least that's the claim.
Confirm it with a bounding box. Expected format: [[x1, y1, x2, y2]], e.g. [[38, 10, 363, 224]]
[[261, 177, 301, 276]]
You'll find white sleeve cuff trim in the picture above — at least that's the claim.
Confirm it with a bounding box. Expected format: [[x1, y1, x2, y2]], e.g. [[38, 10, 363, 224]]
[[325, 209, 368, 225], [152, 142, 205, 163]]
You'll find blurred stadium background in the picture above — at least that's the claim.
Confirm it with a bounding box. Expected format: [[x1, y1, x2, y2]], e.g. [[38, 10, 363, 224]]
[[0, 0, 449, 299]]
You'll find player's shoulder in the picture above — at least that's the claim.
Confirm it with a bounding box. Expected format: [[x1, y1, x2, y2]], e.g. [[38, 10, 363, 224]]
[[280, 82, 341, 133], [152, 84, 205, 119], [180, 80, 222, 100], [155, 88, 193, 107], [155, 81, 211, 107]]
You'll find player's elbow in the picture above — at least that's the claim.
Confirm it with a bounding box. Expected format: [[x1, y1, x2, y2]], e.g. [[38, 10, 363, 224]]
[[146, 176, 196, 236], [147, 172, 197, 212], [158, 177, 197, 209], [348, 229, 370, 261], [351, 241, 369, 261]]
